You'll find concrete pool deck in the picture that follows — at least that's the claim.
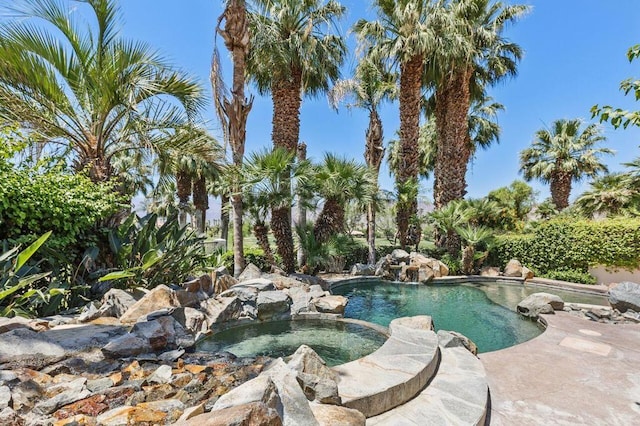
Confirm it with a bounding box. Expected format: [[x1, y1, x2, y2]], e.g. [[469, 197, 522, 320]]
[[480, 311, 640, 425]]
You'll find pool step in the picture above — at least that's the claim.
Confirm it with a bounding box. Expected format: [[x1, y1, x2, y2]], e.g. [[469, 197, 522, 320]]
[[332, 316, 440, 418], [366, 346, 490, 426]]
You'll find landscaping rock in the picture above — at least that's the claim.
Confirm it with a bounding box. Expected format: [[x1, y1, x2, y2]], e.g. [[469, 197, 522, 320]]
[[286, 287, 314, 315], [213, 374, 281, 412], [0, 328, 65, 365], [263, 359, 319, 426], [119, 285, 181, 324], [350, 263, 375, 276], [183, 401, 282, 426], [391, 249, 410, 264], [609, 281, 640, 313], [257, 291, 292, 321], [172, 307, 207, 335], [480, 266, 501, 277], [237, 278, 277, 292], [0, 408, 23, 426], [517, 292, 564, 318], [200, 296, 243, 325], [287, 345, 340, 405], [522, 266, 534, 280], [0, 317, 36, 334], [267, 275, 304, 290], [100, 289, 138, 318], [220, 285, 259, 302], [437, 330, 478, 356], [504, 259, 524, 277], [309, 402, 366, 426], [239, 263, 264, 282], [214, 274, 238, 295], [96, 405, 167, 425], [0, 385, 10, 409], [146, 365, 173, 384], [289, 274, 330, 291], [102, 316, 194, 357], [312, 295, 347, 315], [33, 378, 90, 415]]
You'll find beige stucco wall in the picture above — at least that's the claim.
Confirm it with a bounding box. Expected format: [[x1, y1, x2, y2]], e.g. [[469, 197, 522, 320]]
[[588, 265, 640, 286]]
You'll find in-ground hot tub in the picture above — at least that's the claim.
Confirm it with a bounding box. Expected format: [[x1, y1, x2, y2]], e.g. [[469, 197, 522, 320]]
[[196, 318, 388, 367], [331, 279, 608, 353]]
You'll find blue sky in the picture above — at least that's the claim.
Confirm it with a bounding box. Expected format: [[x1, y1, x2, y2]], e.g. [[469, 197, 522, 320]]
[[118, 0, 640, 204]]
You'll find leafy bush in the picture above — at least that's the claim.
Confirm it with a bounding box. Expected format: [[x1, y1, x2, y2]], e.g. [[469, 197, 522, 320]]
[[218, 247, 276, 273], [440, 253, 462, 276], [490, 218, 640, 280], [0, 163, 125, 265], [542, 269, 597, 285], [99, 214, 206, 289], [1, 232, 67, 318]]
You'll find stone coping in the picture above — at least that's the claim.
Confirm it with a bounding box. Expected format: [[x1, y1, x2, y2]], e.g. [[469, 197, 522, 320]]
[[332, 316, 440, 418], [367, 346, 489, 426]]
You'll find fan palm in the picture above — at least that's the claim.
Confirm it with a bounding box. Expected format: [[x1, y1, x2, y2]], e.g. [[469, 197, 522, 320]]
[[428, 0, 528, 209], [520, 119, 613, 210], [575, 174, 639, 218], [428, 200, 471, 256], [212, 0, 253, 277], [243, 147, 312, 272], [329, 54, 397, 264], [455, 225, 493, 274], [312, 154, 377, 244], [247, 0, 346, 272], [354, 0, 448, 248], [0, 0, 206, 186]]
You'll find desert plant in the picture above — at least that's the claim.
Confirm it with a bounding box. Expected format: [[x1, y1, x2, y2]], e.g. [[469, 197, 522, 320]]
[[99, 214, 206, 289], [1, 232, 66, 318]]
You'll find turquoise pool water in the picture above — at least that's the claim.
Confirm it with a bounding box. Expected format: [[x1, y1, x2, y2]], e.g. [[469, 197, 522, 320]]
[[332, 280, 606, 353], [197, 319, 387, 367]]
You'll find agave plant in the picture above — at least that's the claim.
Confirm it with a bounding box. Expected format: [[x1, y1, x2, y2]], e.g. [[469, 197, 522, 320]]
[[1, 232, 66, 317], [99, 213, 206, 289]]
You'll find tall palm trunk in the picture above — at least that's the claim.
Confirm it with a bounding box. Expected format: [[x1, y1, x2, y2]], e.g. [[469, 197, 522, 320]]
[[176, 167, 191, 228], [365, 109, 384, 264], [220, 193, 230, 247], [271, 206, 295, 273], [314, 197, 345, 244], [434, 68, 473, 253], [550, 170, 572, 210], [192, 176, 208, 234], [253, 220, 275, 265], [397, 56, 423, 248], [270, 69, 302, 272], [217, 0, 253, 277], [296, 142, 307, 267]]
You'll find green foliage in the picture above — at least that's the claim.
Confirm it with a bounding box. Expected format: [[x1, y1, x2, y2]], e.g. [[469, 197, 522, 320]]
[[1, 232, 67, 318], [440, 253, 462, 276], [542, 269, 597, 285], [99, 214, 206, 289], [219, 247, 275, 273], [490, 218, 640, 280], [0, 162, 125, 264]]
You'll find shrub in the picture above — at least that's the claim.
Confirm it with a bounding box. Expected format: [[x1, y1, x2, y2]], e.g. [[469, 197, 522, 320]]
[[542, 269, 597, 285], [99, 214, 206, 289], [490, 217, 640, 279]]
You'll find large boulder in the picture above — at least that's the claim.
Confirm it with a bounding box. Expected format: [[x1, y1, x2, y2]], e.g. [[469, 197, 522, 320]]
[[237, 278, 277, 292], [179, 402, 282, 426], [287, 346, 340, 405], [609, 281, 640, 313], [200, 297, 243, 325], [289, 274, 330, 292], [239, 263, 264, 282], [257, 292, 292, 321], [391, 249, 410, 264], [516, 293, 564, 318], [102, 316, 194, 357], [480, 266, 501, 277], [312, 296, 347, 315], [171, 307, 207, 335], [350, 264, 375, 277], [219, 286, 259, 303], [309, 403, 365, 426], [504, 259, 524, 278], [119, 285, 180, 324]]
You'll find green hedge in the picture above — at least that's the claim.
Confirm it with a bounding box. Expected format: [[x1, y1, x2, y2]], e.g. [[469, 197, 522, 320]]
[[490, 218, 640, 277]]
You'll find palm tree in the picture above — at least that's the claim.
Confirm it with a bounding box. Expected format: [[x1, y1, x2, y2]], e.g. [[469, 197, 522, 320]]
[[247, 0, 346, 272], [575, 174, 638, 217], [329, 55, 397, 264], [520, 119, 613, 210], [312, 154, 376, 244], [455, 225, 493, 274], [428, 200, 470, 256], [354, 0, 446, 248], [0, 0, 206, 186], [428, 0, 528, 209], [243, 147, 311, 273], [212, 0, 254, 277]]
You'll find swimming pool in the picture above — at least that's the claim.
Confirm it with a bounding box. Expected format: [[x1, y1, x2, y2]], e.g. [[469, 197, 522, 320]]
[[332, 279, 607, 353]]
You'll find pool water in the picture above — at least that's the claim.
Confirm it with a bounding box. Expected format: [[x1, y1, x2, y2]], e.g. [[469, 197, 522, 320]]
[[197, 320, 387, 367], [332, 280, 606, 353]]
